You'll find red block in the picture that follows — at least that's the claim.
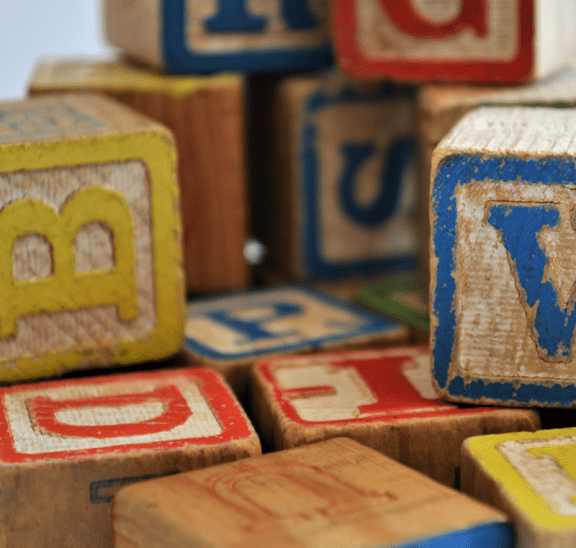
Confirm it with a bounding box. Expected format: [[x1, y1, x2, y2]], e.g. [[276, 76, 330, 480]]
[[0, 368, 261, 548], [333, 0, 576, 83], [251, 347, 539, 486]]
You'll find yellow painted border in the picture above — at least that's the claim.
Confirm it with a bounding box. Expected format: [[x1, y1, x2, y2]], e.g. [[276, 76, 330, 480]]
[[31, 61, 241, 99], [467, 427, 576, 532], [0, 130, 184, 381]]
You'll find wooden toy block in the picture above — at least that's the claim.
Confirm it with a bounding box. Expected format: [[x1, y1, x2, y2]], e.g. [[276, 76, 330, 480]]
[[113, 437, 514, 548], [417, 62, 576, 286], [252, 72, 418, 280], [431, 105, 576, 407], [356, 276, 429, 338], [28, 59, 249, 294], [104, 0, 332, 74], [462, 427, 576, 548], [333, 0, 576, 83], [0, 367, 261, 548], [0, 93, 183, 382], [185, 286, 408, 399], [251, 346, 539, 486]]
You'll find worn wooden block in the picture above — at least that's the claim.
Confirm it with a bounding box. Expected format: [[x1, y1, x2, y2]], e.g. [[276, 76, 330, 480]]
[[462, 427, 576, 548], [104, 0, 332, 74], [252, 72, 418, 280], [113, 437, 514, 548], [0, 367, 261, 548], [333, 0, 576, 82], [356, 276, 429, 337], [0, 93, 183, 382], [185, 286, 408, 399], [417, 62, 576, 286], [251, 346, 539, 486], [431, 105, 576, 407], [28, 59, 249, 294]]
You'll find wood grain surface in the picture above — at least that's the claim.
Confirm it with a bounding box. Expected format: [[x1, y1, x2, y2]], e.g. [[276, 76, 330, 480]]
[[113, 437, 514, 548]]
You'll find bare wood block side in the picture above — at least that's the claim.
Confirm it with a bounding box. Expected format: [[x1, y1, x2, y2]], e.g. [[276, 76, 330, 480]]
[[104, 0, 332, 73], [185, 286, 408, 401], [113, 437, 514, 548], [334, 0, 576, 82], [431, 105, 576, 406], [0, 93, 183, 382], [462, 428, 576, 548], [253, 72, 418, 280], [251, 346, 539, 486], [417, 63, 576, 287], [28, 59, 249, 293], [0, 367, 261, 548]]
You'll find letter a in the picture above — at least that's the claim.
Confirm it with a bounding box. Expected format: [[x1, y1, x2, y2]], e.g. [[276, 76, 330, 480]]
[[488, 203, 576, 361], [378, 0, 487, 39]]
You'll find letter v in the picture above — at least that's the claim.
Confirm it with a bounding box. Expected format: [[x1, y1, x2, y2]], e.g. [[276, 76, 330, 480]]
[[488, 203, 576, 361]]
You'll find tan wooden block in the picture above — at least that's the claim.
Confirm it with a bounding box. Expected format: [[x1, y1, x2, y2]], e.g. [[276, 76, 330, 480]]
[[113, 437, 514, 548], [252, 71, 418, 280], [251, 346, 539, 486], [417, 62, 576, 287], [0, 93, 183, 382], [104, 0, 332, 74], [462, 427, 576, 548], [431, 105, 576, 406], [184, 286, 408, 400], [333, 0, 576, 83], [0, 367, 261, 548], [28, 59, 249, 294]]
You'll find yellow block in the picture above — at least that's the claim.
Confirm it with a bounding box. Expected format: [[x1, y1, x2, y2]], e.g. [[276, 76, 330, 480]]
[[0, 92, 184, 381], [463, 427, 576, 545]]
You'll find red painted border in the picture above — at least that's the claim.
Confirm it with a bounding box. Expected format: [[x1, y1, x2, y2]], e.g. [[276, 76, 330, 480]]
[[258, 347, 499, 427], [333, 0, 534, 83], [0, 368, 252, 463]]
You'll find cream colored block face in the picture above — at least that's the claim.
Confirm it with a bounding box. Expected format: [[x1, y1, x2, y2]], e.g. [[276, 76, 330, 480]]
[[0, 94, 184, 381], [355, 0, 519, 62]]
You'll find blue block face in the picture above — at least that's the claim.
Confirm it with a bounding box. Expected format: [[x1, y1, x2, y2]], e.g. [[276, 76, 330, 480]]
[[185, 286, 403, 360], [299, 82, 417, 278], [163, 0, 333, 73], [432, 153, 576, 406]]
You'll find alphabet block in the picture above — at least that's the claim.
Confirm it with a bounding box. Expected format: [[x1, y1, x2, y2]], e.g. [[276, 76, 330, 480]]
[[431, 106, 576, 406], [251, 347, 539, 486], [252, 72, 418, 280], [113, 437, 514, 548], [185, 286, 408, 398], [29, 59, 249, 294], [462, 427, 576, 548], [104, 0, 332, 74], [0, 367, 261, 548], [0, 93, 183, 382], [333, 0, 576, 82], [417, 63, 576, 286]]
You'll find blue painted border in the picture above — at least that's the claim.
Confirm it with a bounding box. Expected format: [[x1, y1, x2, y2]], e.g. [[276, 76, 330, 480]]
[[162, 0, 333, 73], [185, 285, 401, 360], [393, 521, 513, 548], [433, 154, 576, 405], [300, 82, 417, 279]]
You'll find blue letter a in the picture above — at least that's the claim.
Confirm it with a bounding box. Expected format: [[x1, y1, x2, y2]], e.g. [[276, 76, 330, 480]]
[[488, 203, 576, 361]]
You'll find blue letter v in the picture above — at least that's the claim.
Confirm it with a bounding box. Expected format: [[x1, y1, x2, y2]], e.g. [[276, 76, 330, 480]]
[[488, 203, 576, 361]]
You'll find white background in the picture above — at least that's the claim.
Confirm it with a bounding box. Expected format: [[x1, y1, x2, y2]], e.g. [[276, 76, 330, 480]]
[[0, 0, 109, 100]]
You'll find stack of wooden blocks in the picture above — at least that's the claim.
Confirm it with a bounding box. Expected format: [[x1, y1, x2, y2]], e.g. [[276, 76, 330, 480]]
[[3, 1, 576, 547]]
